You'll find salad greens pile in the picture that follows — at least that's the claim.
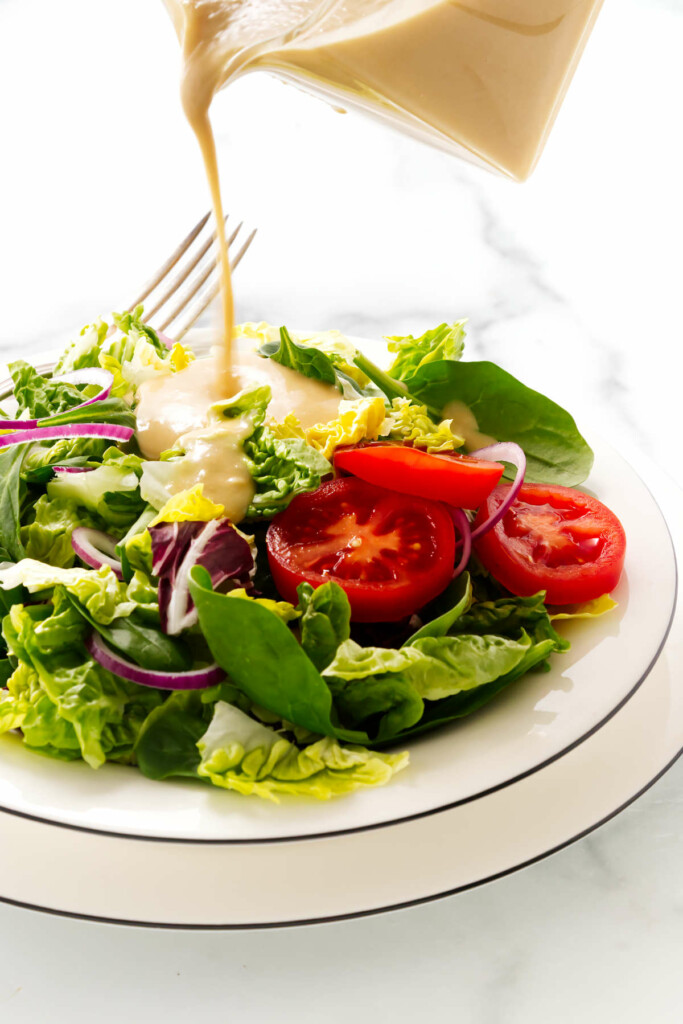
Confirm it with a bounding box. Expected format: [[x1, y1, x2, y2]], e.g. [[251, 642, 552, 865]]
[[0, 311, 596, 802]]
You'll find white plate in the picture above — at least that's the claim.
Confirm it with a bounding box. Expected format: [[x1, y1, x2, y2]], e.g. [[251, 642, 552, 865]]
[[0, 451, 679, 928], [0, 427, 674, 841]]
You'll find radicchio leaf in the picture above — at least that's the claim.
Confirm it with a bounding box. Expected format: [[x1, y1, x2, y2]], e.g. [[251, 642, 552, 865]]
[[150, 519, 254, 635]]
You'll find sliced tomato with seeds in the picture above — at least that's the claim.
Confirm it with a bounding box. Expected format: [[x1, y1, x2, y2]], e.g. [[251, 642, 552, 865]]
[[334, 443, 503, 509], [473, 483, 627, 605], [266, 477, 456, 622]]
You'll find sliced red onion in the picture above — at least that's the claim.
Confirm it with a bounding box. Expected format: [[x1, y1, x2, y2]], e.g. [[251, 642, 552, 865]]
[[85, 631, 225, 690], [71, 527, 123, 579], [52, 465, 94, 474], [450, 508, 472, 580], [469, 442, 526, 542], [157, 331, 175, 350], [0, 423, 133, 448], [0, 369, 114, 429]]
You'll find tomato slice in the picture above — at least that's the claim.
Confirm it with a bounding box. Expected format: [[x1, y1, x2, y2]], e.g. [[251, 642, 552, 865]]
[[334, 444, 503, 510], [473, 483, 626, 605], [266, 477, 456, 622]]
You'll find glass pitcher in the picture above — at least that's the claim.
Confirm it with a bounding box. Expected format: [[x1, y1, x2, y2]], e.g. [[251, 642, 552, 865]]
[[166, 0, 604, 182]]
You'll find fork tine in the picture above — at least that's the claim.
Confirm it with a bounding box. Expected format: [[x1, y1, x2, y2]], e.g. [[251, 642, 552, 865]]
[[143, 214, 230, 321], [127, 211, 211, 310], [156, 222, 246, 333], [171, 228, 258, 341]]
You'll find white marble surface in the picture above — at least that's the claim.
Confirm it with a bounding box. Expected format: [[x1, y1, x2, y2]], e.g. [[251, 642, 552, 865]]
[[0, 0, 682, 1020]]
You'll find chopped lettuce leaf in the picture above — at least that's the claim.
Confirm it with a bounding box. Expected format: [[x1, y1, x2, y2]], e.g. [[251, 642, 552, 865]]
[[381, 397, 464, 451], [54, 320, 109, 374], [22, 494, 100, 569], [2, 593, 161, 767], [0, 561, 137, 625], [386, 321, 467, 381], [148, 485, 225, 526], [47, 462, 144, 532], [197, 701, 408, 801]]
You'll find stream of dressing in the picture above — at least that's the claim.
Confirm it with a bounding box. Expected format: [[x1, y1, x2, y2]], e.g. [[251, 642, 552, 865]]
[[139, 2, 344, 518]]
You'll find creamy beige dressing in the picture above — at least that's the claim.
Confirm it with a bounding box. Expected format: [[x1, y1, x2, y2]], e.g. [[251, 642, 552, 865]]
[[151, 0, 602, 519], [136, 340, 342, 515], [136, 343, 342, 460], [442, 399, 496, 453]]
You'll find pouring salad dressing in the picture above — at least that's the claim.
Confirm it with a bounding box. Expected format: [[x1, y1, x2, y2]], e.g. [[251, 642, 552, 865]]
[[137, 0, 604, 516]]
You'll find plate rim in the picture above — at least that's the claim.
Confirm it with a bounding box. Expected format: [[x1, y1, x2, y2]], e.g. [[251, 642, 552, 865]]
[[2, 739, 681, 931]]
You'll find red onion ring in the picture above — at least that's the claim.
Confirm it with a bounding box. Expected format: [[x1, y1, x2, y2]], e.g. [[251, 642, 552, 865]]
[[71, 527, 124, 579], [52, 466, 94, 474], [0, 369, 114, 429], [0, 423, 133, 448], [85, 631, 225, 690], [450, 508, 472, 579], [469, 442, 526, 542]]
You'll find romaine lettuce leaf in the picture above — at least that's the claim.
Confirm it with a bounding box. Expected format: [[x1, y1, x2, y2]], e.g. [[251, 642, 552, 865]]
[[47, 460, 144, 532], [22, 494, 101, 569], [54, 320, 109, 374], [0, 561, 137, 625], [9, 360, 134, 428], [196, 701, 408, 801], [244, 427, 331, 515], [20, 436, 108, 483], [2, 593, 162, 767]]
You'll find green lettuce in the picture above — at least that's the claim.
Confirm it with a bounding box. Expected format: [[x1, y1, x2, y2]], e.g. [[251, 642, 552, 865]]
[[9, 360, 134, 428], [54, 320, 109, 374], [196, 701, 407, 801], [22, 495, 101, 569], [47, 451, 145, 532], [386, 322, 466, 381], [20, 437, 108, 483], [1, 593, 161, 767], [0, 560, 138, 624]]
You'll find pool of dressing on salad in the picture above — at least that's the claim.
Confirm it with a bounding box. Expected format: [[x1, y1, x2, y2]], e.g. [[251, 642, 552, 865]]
[[138, 0, 601, 519]]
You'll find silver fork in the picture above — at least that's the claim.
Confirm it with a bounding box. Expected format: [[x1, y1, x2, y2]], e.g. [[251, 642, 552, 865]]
[[126, 212, 257, 341]]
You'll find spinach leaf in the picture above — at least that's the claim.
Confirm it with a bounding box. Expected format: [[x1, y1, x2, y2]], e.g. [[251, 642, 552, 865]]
[[404, 573, 472, 644], [0, 445, 27, 563], [66, 593, 192, 673], [135, 690, 210, 780], [260, 327, 365, 397], [405, 360, 593, 486], [298, 580, 351, 671], [189, 567, 367, 742]]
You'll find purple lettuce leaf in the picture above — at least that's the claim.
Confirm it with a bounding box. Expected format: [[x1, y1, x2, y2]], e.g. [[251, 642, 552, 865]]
[[149, 519, 254, 635]]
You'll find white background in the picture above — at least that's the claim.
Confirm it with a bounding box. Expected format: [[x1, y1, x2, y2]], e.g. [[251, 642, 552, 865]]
[[0, 0, 682, 1020]]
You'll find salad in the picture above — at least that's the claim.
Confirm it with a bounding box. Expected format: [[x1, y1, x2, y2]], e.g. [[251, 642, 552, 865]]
[[0, 311, 626, 801]]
